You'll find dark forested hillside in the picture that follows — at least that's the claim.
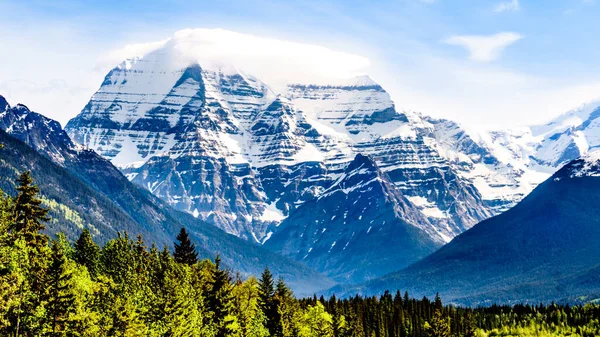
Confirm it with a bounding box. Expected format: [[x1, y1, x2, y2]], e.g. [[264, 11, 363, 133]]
[[351, 155, 600, 305], [0, 130, 333, 295], [0, 129, 137, 242]]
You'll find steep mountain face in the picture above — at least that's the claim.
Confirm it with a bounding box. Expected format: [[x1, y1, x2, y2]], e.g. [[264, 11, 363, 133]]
[[0, 128, 141, 243], [0, 96, 186, 243], [0, 101, 76, 165], [265, 154, 443, 283], [64, 32, 542, 281], [472, 99, 600, 184], [0, 96, 334, 295], [353, 152, 600, 305], [283, 82, 494, 240], [65, 46, 495, 243], [66, 51, 278, 241], [421, 118, 549, 214], [530, 100, 600, 168]]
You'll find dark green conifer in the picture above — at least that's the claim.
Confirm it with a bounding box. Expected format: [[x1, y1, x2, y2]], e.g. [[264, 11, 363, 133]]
[[73, 228, 100, 279], [259, 267, 282, 337], [10, 171, 49, 249], [173, 228, 198, 265], [434, 292, 443, 311], [206, 255, 235, 337], [44, 239, 75, 335]]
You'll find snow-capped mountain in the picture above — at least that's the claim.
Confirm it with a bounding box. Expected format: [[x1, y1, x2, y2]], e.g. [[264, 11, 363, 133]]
[[452, 98, 600, 203], [529, 100, 600, 169], [0, 97, 82, 166], [556, 150, 600, 179], [64, 30, 549, 280], [65, 49, 494, 242], [421, 118, 550, 214]]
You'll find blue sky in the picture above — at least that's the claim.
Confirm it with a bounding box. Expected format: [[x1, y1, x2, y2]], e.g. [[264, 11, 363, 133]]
[[1, 0, 600, 127]]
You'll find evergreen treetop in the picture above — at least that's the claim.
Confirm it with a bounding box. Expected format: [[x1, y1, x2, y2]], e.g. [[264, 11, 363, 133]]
[[173, 227, 198, 265], [74, 228, 100, 279], [11, 171, 49, 249]]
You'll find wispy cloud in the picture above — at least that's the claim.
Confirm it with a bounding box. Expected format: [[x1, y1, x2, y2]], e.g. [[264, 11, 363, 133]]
[[444, 32, 523, 62], [494, 0, 520, 13], [101, 28, 371, 90]]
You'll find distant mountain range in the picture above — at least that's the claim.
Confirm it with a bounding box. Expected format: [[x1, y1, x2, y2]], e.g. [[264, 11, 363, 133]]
[[347, 152, 600, 305], [61, 31, 600, 285], [4, 30, 600, 298]]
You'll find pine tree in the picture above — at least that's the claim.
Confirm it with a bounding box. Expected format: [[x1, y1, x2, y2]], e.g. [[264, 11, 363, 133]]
[[44, 239, 76, 336], [4, 173, 51, 336], [275, 278, 302, 337], [173, 228, 198, 265], [332, 305, 348, 337], [434, 293, 443, 311], [73, 229, 100, 279], [10, 171, 49, 249], [232, 276, 269, 337], [259, 268, 274, 304], [259, 267, 282, 337], [206, 255, 235, 337], [161, 261, 204, 337], [463, 312, 477, 337]]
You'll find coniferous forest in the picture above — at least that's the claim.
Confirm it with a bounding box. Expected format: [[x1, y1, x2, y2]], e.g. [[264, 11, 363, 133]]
[[1, 172, 600, 337]]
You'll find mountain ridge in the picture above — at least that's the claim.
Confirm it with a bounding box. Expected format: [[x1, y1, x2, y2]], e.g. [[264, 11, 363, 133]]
[[63, 37, 559, 282], [345, 151, 600, 305], [0, 95, 335, 295]]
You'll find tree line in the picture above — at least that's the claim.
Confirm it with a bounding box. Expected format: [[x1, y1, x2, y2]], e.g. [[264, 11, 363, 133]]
[[0, 171, 599, 336]]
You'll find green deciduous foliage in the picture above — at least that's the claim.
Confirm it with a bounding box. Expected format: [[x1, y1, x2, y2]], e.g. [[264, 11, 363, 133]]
[[300, 301, 334, 337]]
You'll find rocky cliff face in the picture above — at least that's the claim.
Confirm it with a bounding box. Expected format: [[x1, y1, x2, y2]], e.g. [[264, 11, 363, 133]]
[[264, 154, 443, 283], [63, 33, 543, 281]]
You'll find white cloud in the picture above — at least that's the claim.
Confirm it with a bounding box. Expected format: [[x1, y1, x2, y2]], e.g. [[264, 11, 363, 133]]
[[97, 39, 170, 70], [494, 0, 520, 13], [0, 79, 94, 125], [443, 32, 523, 62], [100, 28, 371, 91], [1, 24, 596, 131]]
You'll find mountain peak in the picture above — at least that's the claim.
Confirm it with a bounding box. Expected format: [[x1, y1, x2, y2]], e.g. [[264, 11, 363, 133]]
[[346, 153, 378, 171], [559, 150, 600, 178], [13, 103, 32, 115], [0, 95, 9, 111], [336, 75, 379, 88]]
